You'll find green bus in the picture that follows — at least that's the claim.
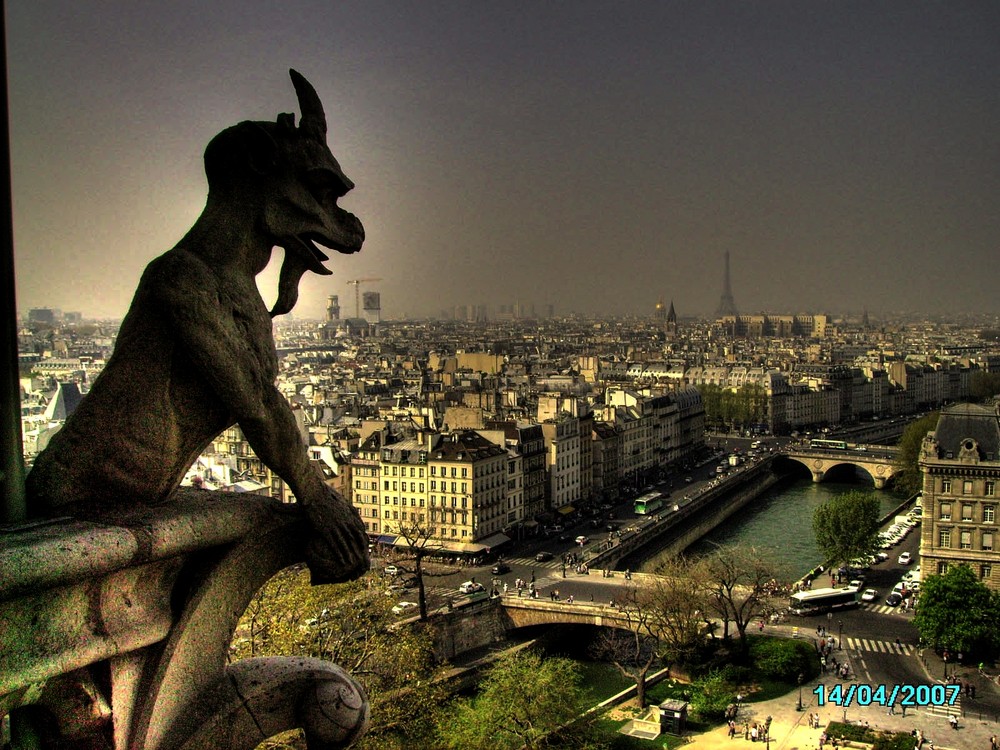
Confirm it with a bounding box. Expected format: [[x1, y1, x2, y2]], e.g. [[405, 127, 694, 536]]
[[634, 492, 663, 515]]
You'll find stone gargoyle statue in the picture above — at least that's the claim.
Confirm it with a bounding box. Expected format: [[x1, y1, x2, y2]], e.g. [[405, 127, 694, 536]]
[[26, 69, 369, 585]]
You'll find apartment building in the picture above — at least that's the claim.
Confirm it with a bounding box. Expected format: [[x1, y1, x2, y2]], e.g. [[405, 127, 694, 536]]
[[918, 403, 1000, 590]]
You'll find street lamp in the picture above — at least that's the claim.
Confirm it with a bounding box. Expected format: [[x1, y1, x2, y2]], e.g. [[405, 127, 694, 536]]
[[796, 673, 804, 711], [838, 620, 843, 650]]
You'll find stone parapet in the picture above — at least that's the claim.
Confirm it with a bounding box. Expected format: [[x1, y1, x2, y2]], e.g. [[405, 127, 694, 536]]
[[0, 491, 369, 749]]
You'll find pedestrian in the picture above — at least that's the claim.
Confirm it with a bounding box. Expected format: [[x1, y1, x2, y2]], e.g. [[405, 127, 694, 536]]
[[949, 714, 958, 730], [990, 733, 997, 750], [728, 720, 736, 739], [759, 620, 765, 632]]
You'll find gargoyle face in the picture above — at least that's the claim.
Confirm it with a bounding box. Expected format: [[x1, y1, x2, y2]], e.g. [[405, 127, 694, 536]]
[[203, 70, 365, 316], [266, 70, 364, 316]]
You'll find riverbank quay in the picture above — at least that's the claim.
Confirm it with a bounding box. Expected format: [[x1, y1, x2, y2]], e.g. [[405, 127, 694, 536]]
[[588, 459, 787, 572]]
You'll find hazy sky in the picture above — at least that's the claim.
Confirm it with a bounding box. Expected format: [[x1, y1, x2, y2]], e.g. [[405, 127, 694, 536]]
[[8, 2, 1000, 320]]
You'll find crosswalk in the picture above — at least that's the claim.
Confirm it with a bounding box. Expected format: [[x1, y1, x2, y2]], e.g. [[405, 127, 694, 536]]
[[844, 637, 915, 655], [861, 603, 914, 616]]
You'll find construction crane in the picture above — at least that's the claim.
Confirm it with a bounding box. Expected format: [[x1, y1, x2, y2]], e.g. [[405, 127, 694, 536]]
[[346, 278, 382, 318]]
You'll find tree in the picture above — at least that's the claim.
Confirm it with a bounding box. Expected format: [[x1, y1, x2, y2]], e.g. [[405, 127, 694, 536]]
[[437, 650, 583, 750], [386, 517, 444, 621], [812, 490, 881, 568], [700, 544, 787, 651], [590, 584, 662, 708], [646, 555, 713, 665], [913, 564, 1000, 658], [970, 371, 1000, 401], [231, 565, 449, 750], [893, 412, 939, 497]]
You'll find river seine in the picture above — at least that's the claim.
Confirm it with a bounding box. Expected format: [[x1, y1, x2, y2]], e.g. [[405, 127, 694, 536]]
[[646, 474, 901, 580]]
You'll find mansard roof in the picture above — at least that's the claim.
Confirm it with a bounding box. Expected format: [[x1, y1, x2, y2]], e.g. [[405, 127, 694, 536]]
[[933, 403, 1000, 461]]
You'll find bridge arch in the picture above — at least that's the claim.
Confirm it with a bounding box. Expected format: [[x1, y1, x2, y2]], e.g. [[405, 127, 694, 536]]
[[779, 452, 900, 489]]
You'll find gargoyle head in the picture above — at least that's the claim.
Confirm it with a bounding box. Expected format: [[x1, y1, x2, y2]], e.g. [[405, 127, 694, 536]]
[[204, 69, 364, 316]]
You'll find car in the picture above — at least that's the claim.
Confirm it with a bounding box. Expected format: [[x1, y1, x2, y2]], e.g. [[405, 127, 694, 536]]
[[549, 524, 565, 533], [876, 552, 889, 562], [458, 581, 485, 595], [575, 535, 589, 545], [849, 578, 865, 589], [391, 601, 417, 615], [898, 552, 912, 565], [684, 477, 693, 483], [384, 565, 400, 576], [535, 551, 554, 562], [491, 562, 511, 575], [861, 588, 878, 602], [885, 592, 903, 607]]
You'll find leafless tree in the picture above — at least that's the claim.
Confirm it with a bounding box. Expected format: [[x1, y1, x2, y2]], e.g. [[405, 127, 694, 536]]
[[700, 544, 787, 651], [591, 585, 661, 708], [388, 518, 444, 620]]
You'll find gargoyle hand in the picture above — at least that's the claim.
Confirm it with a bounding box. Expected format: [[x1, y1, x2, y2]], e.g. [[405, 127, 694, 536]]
[[301, 485, 371, 585]]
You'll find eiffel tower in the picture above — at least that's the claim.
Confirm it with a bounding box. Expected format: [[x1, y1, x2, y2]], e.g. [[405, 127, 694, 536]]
[[716, 251, 738, 317]]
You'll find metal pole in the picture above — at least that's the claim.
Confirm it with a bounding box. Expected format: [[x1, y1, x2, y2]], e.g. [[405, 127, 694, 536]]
[[0, 5, 27, 524]]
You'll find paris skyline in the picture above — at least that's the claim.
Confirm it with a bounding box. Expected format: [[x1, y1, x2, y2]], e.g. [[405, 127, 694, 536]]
[[8, 2, 1000, 321]]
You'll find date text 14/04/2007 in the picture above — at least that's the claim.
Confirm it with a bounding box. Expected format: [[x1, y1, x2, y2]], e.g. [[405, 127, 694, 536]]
[[814, 683, 960, 708]]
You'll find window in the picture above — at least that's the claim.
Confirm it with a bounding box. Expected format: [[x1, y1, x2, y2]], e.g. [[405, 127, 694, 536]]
[[960, 530, 972, 549], [983, 532, 994, 551], [939, 503, 952, 521], [462, 467, 467, 478], [964, 480, 974, 494], [987, 481, 996, 497], [942, 479, 952, 493], [982, 564, 993, 581], [939, 528, 951, 548], [937, 561, 949, 575], [963, 504, 974, 521], [986, 505, 996, 523]]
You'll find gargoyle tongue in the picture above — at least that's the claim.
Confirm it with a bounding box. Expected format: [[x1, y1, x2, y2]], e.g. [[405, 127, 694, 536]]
[[270, 236, 333, 317]]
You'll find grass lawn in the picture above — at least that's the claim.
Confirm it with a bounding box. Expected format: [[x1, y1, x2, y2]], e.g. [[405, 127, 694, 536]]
[[574, 660, 635, 708]]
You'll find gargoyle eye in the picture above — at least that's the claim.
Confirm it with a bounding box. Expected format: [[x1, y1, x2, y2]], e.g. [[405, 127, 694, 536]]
[[304, 169, 349, 202]]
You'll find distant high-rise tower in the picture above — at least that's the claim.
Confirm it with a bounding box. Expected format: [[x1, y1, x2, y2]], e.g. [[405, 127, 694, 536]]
[[716, 252, 738, 317]]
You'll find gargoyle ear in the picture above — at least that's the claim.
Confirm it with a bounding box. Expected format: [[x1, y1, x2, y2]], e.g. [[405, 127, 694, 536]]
[[276, 112, 296, 134]]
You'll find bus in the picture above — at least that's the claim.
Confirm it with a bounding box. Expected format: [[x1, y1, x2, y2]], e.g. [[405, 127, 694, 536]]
[[788, 587, 860, 616], [808, 438, 848, 451], [633, 492, 663, 515]]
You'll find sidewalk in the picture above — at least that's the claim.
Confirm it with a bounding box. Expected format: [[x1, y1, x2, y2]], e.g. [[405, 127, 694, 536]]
[[684, 640, 1000, 750]]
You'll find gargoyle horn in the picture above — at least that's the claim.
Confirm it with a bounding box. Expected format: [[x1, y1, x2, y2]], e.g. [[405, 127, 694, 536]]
[[290, 68, 327, 141]]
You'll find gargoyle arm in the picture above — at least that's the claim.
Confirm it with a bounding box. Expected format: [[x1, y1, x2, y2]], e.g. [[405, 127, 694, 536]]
[[149, 250, 326, 506]]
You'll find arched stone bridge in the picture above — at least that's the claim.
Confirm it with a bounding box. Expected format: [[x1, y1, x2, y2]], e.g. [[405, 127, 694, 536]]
[[780, 446, 900, 488], [499, 596, 639, 631]]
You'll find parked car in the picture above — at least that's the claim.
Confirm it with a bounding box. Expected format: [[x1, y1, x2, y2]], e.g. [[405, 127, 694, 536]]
[[898, 552, 912, 565], [491, 562, 511, 575], [458, 581, 485, 595], [885, 592, 903, 607], [575, 535, 589, 545], [534, 551, 553, 562], [391, 601, 417, 615], [384, 565, 399, 576], [861, 588, 878, 602]]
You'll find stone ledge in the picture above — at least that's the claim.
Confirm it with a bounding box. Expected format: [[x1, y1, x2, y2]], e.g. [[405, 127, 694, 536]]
[[0, 490, 288, 599]]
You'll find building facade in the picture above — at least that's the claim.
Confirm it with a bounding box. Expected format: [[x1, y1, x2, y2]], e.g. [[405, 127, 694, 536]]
[[918, 403, 1000, 590]]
